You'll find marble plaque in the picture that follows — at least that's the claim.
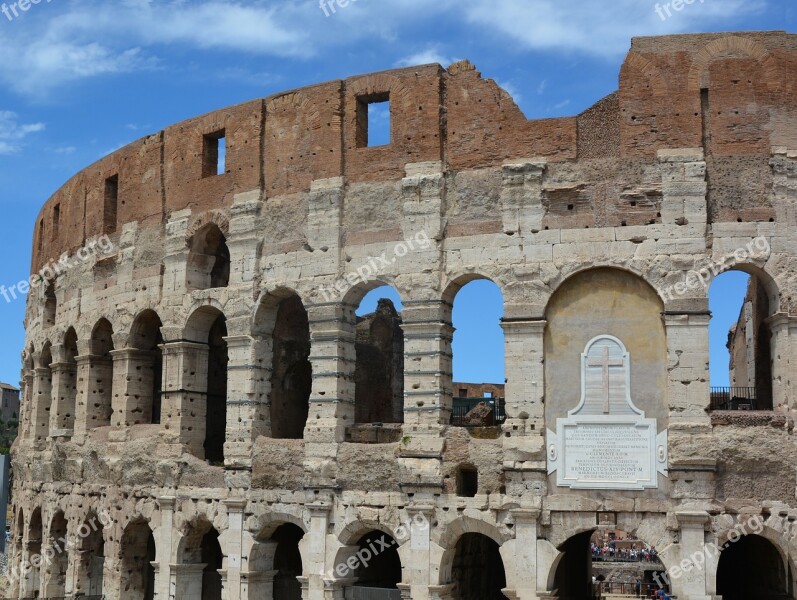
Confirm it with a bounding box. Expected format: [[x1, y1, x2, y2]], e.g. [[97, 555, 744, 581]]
[[547, 335, 667, 490]]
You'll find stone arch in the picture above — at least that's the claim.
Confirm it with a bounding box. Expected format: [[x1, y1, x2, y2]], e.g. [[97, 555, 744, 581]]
[[715, 531, 793, 599], [332, 523, 405, 590], [119, 518, 156, 600], [688, 36, 780, 91], [436, 516, 511, 586], [621, 52, 668, 97], [344, 281, 405, 428], [713, 260, 781, 317], [75, 510, 108, 597], [33, 341, 53, 442], [544, 267, 668, 426], [186, 219, 230, 290], [25, 507, 43, 597], [126, 309, 164, 426], [44, 509, 69, 598], [86, 318, 114, 429], [255, 288, 312, 440], [43, 280, 56, 328], [250, 521, 307, 600], [544, 263, 665, 308], [175, 517, 224, 600], [50, 327, 78, 435]]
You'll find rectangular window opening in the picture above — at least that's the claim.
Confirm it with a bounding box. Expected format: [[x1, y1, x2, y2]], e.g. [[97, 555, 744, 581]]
[[356, 93, 391, 148], [203, 130, 226, 177], [104, 175, 119, 235], [52, 204, 60, 239], [38, 219, 45, 252]]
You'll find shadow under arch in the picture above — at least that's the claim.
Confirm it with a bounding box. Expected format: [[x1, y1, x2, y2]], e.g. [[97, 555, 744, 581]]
[[436, 516, 510, 587]]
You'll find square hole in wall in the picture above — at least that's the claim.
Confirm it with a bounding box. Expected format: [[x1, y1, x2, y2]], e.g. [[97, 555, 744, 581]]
[[356, 93, 391, 148], [202, 130, 226, 177]]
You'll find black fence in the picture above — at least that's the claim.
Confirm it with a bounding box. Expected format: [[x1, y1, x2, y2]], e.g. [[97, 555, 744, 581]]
[[450, 397, 506, 427], [710, 387, 757, 410]]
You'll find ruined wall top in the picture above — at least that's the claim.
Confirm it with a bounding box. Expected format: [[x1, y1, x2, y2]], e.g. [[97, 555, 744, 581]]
[[30, 31, 797, 272]]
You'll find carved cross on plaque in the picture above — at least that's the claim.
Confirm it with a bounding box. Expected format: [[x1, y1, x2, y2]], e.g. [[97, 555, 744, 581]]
[[587, 345, 625, 413]]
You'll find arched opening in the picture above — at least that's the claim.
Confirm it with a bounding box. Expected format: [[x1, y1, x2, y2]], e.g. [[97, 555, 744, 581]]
[[550, 530, 593, 600], [544, 268, 668, 431], [709, 269, 775, 410], [34, 343, 53, 442], [348, 530, 402, 591], [201, 528, 223, 600], [89, 319, 115, 428], [272, 524, 305, 600], [43, 281, 56, 328], [44, 511, 69, 597], [353, 286, 404, 429], [206, 314, 228, 464], [120, 520, 156, 600], [269, 295, 312, 440], [590, 530, 662, 597], [54, 327, 78, 432], [129, 310, 164, 425], [187, 223, 230, 290], [76, 513, 106, 596], [451, 532, 506, 599], [26, 508, 43, 597], [716, 534, 792, 599], [448, 278, 505, 427]]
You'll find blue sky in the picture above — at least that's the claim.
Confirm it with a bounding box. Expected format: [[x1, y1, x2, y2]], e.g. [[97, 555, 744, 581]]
[[0, 0, 792, 388]]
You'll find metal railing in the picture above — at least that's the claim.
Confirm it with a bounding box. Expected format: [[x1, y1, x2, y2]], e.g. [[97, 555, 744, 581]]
[[450, 397, 506, 427], [710, 387, 757, 410], [596, 581, 674, 597]]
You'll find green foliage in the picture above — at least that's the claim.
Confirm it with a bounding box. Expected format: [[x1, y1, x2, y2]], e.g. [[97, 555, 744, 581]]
[[0, 416, 18, 451]]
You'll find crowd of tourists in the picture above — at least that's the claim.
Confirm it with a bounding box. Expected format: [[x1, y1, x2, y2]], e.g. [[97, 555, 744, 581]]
[[591, 542, 660, 562]]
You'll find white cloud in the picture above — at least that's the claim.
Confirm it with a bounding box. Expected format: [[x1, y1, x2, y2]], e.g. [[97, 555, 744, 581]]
[[463, 0, 768, 58], [395, 47, 455, 68], [0, 111, 45, 154], [0, 0, 771, 97], [497, 80, 522, 104], [537, 79, 548, 95]]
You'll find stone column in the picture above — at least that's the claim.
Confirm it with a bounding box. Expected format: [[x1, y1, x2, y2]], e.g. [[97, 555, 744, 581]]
[[162, 209, 192, 296], [223, 334, 269, 482], [502, 315, 546, 471], [20, 370, 33, 440], [304, 303, 354, 488], [511, 509, 541, 600], [109, 348, 155, 430], [157, 497, 176, 600], [30, 366, 52, 445], [501, 160, 547, 236], [304, 503, 333, 600], [322, 577, 356, 600], [160, 341, 209, 457], [657, 148, 707, 228], [49, 352, 77, 438], [663, 311, 712, 427], [220, 498, 246, 599], [242, 570, 275, 600], [672, 512, 711, 600], [401, 300, 454, 430], [227, 190, 263, 287], [73, 352, 113, 440], [403, 506, 434, 600], [768, 313, 792, 411], [170, 563, 206, 599], [428, 584, 455, 600], [150, 562, 161, 600]]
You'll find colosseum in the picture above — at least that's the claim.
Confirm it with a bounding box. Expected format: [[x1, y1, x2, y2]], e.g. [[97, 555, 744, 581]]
[[7, 30, 797, 600]]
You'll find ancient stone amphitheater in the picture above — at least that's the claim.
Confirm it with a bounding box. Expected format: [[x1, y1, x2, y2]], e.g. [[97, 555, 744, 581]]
[[8, 31, 797, 600]]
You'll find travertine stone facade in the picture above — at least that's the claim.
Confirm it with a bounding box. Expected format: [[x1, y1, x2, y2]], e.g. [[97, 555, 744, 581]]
[[9, 31, 797, 600]]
